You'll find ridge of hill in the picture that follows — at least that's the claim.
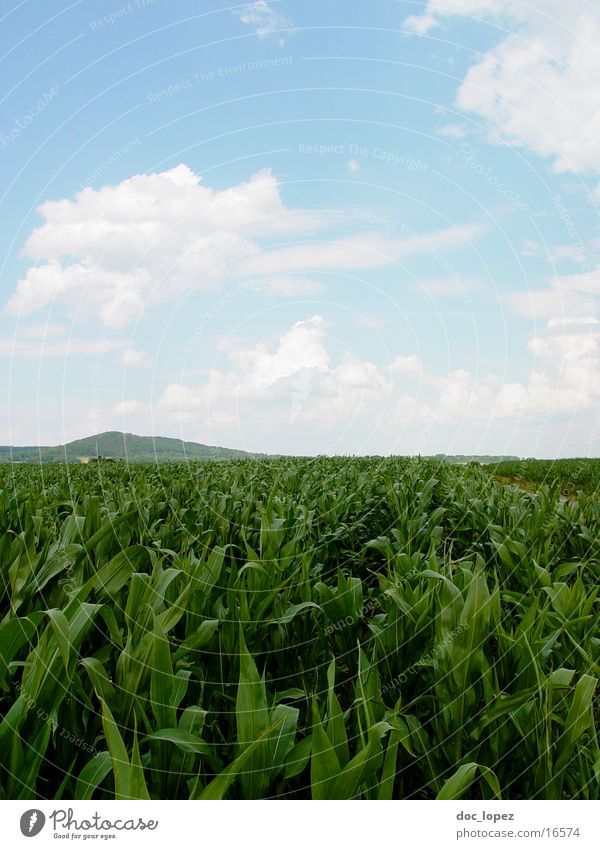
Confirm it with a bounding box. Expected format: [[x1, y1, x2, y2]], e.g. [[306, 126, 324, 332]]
[[0, 431, 265, 463]]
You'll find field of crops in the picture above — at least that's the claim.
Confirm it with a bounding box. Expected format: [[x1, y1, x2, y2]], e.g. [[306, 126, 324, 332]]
[[0, 458, 598, 800], [490, 458, 600, 495]]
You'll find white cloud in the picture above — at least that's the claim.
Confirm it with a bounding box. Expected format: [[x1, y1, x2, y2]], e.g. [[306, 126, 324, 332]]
[[553, 267, 600, 296], [421, 321, 600, 421], [551, 245, 589, 264], [0, 336, 125, 359], [5, 165, 322, 328], [356, 313, 389, 330], [237, 221, 485, 276], [404, 1, 565, 33], [158, 383, 204, 412], [113, 400, 144, 415], [418, 276, 483, 298], [505, 288, 592, 321], [19, 322, 69, 340], [522, 237, 595, 266], [232, 2, 294, 44], [6, 264, 151, 328], [228, 315, 330, 388], [546, 317, 599, 330], [406, 1, 600, 175], [436, 123, 469, 139], [525, 328, 600, 414], [404, 13, 439, 35], [6, 164, 483, 330], [433, 368, 496, 421], [389, 354, 422, 376], [118, 347, 152, 368], [237, 234, 398, 276], [156, 316, 397, 434], [506, 264, 599, 321], [244, 275, 324, 297], [521, 239, 542, 258], [0, 323, 149, 367], [150, 309, 600, 447]]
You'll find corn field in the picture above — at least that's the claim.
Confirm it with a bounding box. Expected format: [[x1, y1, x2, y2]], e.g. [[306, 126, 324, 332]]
[[491, 458, 600, 496], [0, 458, 598, 800]]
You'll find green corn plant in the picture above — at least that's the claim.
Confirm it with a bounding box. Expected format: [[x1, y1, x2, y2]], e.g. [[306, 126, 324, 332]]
[[0, 456, 597, 800]]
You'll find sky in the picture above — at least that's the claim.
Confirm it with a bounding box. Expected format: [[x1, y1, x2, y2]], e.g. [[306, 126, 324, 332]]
[[1, 0, 600, 457]]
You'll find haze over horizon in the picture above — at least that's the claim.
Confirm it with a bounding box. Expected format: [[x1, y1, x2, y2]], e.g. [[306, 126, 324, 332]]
[[0, 428, 526, 463], [2, 1, 600, 458]]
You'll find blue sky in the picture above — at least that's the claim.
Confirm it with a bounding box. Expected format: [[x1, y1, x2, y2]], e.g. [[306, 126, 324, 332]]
[[2, 0, 600, 456]]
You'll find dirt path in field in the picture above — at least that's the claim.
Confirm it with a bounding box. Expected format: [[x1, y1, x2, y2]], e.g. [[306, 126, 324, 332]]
[[492, 475, 579, 503]]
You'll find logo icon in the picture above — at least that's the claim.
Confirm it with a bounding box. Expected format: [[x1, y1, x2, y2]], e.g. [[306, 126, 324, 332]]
[[20, 810, 46, 837]]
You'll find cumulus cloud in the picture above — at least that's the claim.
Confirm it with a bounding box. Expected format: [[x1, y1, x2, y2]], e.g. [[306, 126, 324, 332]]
[[416, 321, 600, 424], [389, 354, 422, 376], [525, 327, 600, 414], [156, 316, 396, 433], [232, 1, 294, 45], [113, 399, 144, 415], [406, 1, 600, 175], [4, 165, 316, 328], [404, 13, 439, 35], [5, 164, 484, 332], [149, 309, 600, 445], [405, 0, 509, 33], [227, 315, 330, 387]]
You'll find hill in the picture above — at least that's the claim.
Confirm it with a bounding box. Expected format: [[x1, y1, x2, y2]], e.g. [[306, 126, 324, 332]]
[[0, 431, 266, 463], [0, 434, 522, 465]]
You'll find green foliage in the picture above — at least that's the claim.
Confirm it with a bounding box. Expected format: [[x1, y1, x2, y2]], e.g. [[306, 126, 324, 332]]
[[0, 431, 266, 464], [490, 457, 600, 495], [0, 457, 598, 799]]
